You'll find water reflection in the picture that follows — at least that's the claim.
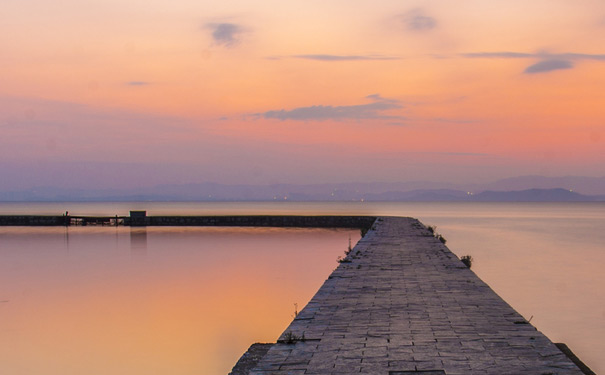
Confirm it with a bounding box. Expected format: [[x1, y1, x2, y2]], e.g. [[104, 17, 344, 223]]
[[0, 226, 356, 375], [129, 227, 147, 255], [63, 226, 70, 253]]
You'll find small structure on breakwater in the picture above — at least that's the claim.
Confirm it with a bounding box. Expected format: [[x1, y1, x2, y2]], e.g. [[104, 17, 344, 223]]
[[129, 210, 147, 226]]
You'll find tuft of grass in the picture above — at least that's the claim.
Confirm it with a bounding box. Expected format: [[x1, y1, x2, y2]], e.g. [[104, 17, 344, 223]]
[[461, 255, 473, 268], [360, 227, 369, 237], [338, 238, 357, 263], [345, 236, 352, 255], [426, 224, 446, 244], [282, 331, 305, 344]]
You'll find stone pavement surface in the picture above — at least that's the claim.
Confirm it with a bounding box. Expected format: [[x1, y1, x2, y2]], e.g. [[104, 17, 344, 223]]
[[249, 217, 584, 375]]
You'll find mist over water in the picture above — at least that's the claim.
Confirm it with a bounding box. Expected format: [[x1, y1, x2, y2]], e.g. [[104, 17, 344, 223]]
[[0, 202, 603, 374]]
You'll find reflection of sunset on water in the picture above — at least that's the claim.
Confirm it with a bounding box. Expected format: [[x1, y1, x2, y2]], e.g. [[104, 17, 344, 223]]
[[0, 227, 358, 374]]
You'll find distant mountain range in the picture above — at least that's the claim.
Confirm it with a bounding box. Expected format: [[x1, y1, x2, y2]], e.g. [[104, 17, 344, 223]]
[[1, 176, 605, 202], [366, 188, 603, 202], [477, 175, 605, 195]]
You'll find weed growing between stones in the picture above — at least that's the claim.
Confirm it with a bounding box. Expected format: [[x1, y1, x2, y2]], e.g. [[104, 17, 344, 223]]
[[425, 224, 447, 244], [338, 238, 355, 263], [282, 331, 305, 344], [461, 255, 473, 268], [360, 227, 369, 237]]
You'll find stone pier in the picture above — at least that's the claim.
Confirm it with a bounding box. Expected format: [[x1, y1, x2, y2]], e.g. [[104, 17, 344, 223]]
[[238, 217, 587, 375]]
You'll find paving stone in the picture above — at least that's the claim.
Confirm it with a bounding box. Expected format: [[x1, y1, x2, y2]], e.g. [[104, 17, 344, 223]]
[[248, 217, 584, 374]]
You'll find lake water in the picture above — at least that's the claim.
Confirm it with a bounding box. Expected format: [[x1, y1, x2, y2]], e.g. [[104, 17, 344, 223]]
[[0, 202, 603, 374]]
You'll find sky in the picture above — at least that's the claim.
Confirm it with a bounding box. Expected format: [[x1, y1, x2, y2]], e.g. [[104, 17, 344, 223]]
[[2, 0, 605, 189]]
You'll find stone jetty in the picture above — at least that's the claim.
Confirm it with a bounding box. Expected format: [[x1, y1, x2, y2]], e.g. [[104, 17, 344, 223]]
[[0, 214, 376, 228], [234, 216, 588, 375]]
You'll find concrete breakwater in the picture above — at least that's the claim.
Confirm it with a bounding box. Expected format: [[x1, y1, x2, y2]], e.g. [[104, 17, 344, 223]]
[[0, 214, 376, 228], [232, 216, 592, 375], [0, 215, 68, 226]]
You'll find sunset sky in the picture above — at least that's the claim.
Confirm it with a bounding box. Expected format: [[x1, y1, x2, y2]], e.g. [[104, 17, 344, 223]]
[[2, 0, 605, 189]]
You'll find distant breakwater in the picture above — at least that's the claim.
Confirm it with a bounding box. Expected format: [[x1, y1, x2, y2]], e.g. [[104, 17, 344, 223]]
[[0, 214, 377, 228]]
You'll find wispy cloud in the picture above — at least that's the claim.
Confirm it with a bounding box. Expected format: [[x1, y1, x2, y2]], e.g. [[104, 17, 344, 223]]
[[260, 94, 403, 122], [126, 81, 150, 86], [524, 59, 574, 74], [429, 117, 476, 124], [205, 22, 243, 47], [401, 9, 437, 31], [434, 151, 493, 157], [556, 53, 605, 60], [293, 54, 399, 61], [461, 52, 533, 59], [460, 51, 605, 74], [378, 150, 499, 159], [461, 51, 605, 60]]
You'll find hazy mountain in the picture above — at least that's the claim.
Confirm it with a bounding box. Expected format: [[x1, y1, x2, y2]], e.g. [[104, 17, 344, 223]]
[[479, 175, 605, 195], [360, 188, 604, 202], [1, 175, 605, 202], [472, 188, 598, 202], [1, 183, 603, 202], [362, 189, 471, 201]]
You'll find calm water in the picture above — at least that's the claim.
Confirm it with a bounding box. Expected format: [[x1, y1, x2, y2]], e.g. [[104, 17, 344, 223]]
[[0, 202, 603, 374]]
